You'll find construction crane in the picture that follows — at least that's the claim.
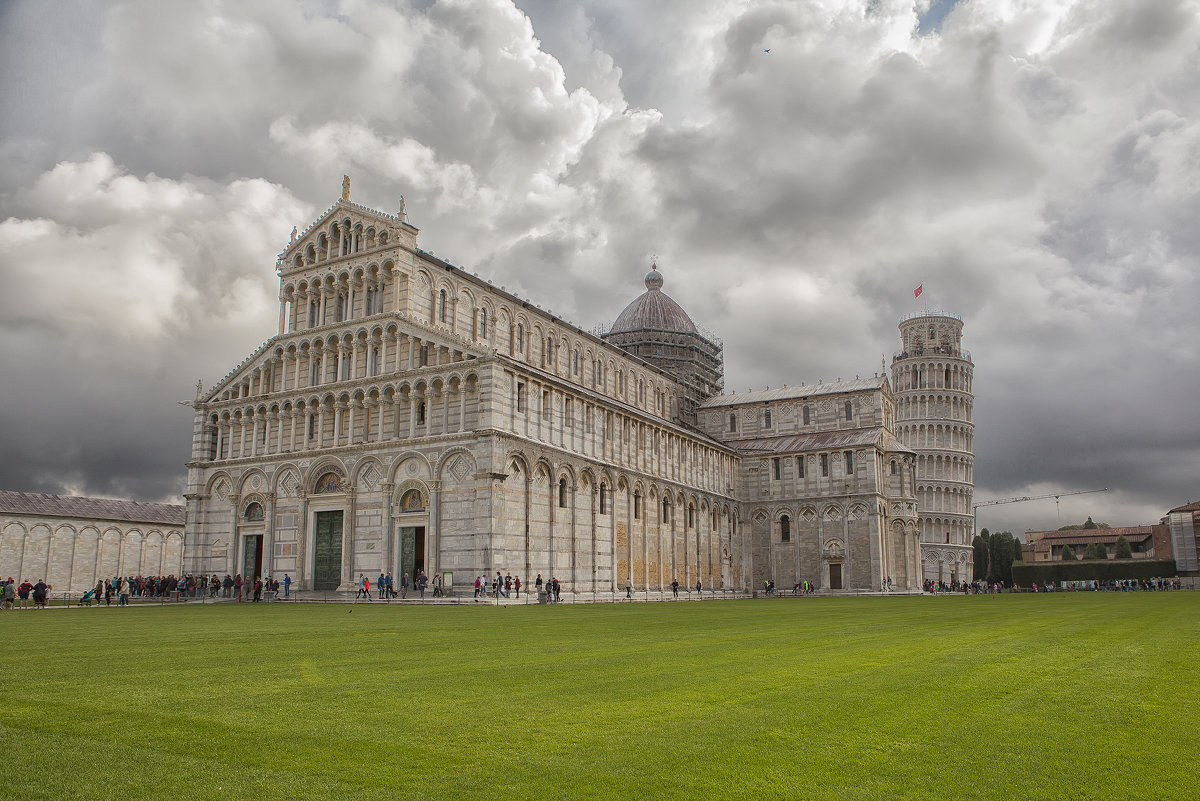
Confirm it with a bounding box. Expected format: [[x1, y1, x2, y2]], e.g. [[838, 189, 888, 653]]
[[972, 488, 1108, 538]]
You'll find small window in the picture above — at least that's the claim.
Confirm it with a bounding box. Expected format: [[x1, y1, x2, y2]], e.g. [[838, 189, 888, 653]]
[[844, 450, 854, 474], [634, 491, 642, 520], [438, 290, 448, 322], [558, 478, 567, 508], [517, 324, 525, 353], [687, 505, 695, 529], [729, 413, 737, 433], [796, 456, 805, 478], [803, 405, 811, 425], [516, 382, 526, 413], [416, 401, 426, 425], [764, 409, 772, 428], [599, 484, 608, 514], [890, 460, 897, 475], [772, 458, 781, 481], [662, 499, 671, 524], [780, 515, 791, 543], [845, 401, 853, 421], [821, 453, 829, 477], [479, 308, 487, 339]]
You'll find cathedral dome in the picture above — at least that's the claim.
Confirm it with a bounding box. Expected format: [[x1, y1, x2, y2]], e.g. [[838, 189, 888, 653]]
[[609, 265, 697, 335]]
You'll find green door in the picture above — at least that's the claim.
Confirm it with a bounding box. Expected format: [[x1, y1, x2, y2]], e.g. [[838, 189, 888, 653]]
[[242, 535, 261, 586], [314, 511, 343, 591], [399, 526, 425, 585]]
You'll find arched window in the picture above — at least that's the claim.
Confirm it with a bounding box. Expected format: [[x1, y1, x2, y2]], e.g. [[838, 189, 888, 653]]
[[416, 401, 426, 425], [479, 308, 487, 339], [438, 290, 447, 323], [662, 499, 671, 524], [244, 502, 264, 521], [729, 413, 737, 433], [599, 484, 608, 514], [687, 504, 695, 529], [844, 400, 853, 420], [890, 459, 897, 475], [928, 326, 935, 340], [558, 477, 567, 508], [517, 323, 525, 353], [802, 405, 811, 425], [764, 409, 772, 428], [780, 514, 791, 543], [633, 491, 642, 520]]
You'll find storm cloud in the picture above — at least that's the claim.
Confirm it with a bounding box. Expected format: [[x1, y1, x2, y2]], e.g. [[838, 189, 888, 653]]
[[1, 0, 1197, 536]]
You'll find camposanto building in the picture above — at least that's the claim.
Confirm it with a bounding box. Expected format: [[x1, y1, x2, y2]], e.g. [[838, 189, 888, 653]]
[[183, 183, 974, 596]]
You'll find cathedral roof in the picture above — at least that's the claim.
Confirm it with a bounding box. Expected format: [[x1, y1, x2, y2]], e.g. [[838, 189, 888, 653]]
[[728, 427, 907, 456], [0, 491, 185, 526], [609, 265, 698, 335], [697, 376, 887, 408]]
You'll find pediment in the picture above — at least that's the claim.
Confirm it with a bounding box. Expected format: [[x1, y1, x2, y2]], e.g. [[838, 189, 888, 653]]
[[278, 198, 418, 272]]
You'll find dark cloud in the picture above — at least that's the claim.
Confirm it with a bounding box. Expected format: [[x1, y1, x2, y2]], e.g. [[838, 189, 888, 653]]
[[0, 0, 1197, 537]]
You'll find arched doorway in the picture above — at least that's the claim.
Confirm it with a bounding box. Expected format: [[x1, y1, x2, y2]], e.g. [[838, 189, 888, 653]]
[[396, 487, 428, 585]]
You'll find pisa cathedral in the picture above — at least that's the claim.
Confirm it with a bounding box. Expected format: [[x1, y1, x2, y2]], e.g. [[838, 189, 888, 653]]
[[183, 184, 974, 597]]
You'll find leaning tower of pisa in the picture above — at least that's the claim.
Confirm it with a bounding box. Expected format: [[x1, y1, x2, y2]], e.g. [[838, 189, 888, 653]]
[[891, 312, 975, 584]]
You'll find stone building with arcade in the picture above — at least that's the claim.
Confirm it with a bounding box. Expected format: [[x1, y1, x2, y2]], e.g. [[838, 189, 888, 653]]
[[183, 184, 975, 596]]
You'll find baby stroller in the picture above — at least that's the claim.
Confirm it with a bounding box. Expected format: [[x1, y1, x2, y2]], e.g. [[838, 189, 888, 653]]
[[77, 588, 97, 606]]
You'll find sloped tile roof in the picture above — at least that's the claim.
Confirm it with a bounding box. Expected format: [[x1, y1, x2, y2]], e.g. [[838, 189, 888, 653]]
[[0, 491, 184, 526], [699, 376, 886, 409], [1168, 500, 1200, 513], [727, 427, 883, 455]]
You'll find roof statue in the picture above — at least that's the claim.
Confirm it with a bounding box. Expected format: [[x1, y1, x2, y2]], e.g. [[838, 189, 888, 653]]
[[342, 174, 350, 200], [399, 194, 407, 222]]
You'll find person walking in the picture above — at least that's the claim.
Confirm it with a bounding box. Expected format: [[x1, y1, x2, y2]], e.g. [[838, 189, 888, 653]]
[[402, 572, 410, 598], [671, 578, 679, 599], [378, 572, 386, 601], [535, 573, 543, 601], [2, 578, 15, 610], [234, 574, 244, 602], [514, 575, 521, 599], [283, 573, 291, 598], [695, 579, 702, 596], [552, 577, 561, 603]]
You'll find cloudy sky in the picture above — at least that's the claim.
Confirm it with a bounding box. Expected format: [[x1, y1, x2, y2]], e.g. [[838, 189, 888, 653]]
[[1, 0, 1197, 537]]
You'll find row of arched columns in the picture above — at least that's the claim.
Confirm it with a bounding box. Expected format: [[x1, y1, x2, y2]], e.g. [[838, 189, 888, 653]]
[[207, 374, 481, 461]]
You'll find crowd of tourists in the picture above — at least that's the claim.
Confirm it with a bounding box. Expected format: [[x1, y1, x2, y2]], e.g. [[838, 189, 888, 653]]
[[1, 577, 53, 609], [354, 570, 434, 600], [1029, 578, 1185, 592], [472, 572, 562, 602]]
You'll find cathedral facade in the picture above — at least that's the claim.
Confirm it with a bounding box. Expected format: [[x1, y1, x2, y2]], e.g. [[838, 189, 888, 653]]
[[183, 188, 974, 596]]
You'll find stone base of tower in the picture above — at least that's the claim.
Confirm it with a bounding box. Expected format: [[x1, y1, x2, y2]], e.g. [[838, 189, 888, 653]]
[[920, 543, 973, 584]]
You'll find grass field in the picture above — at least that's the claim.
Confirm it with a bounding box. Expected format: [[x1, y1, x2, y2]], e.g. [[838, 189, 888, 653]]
[[2, 593, 1196, 800]]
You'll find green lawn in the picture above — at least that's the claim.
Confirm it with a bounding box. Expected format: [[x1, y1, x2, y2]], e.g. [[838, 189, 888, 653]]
[[2, 593, 1196, 800]]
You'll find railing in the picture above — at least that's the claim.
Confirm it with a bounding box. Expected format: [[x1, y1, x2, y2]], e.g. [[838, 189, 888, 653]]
[[892, 347, 972, 363]]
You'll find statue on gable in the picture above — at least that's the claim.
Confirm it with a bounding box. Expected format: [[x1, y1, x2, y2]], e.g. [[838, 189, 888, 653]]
[[342, 174, 351, 200], [290, 226, 297, 242]]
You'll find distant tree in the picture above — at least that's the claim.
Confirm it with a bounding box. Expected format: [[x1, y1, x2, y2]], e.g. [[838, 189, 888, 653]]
[[1058, 524, 1082, 530], [988, 531, 1017, 585], [1115, 536, 1133, 560], [973, 534, 990, 579], [1083, 517, 1098, 529], [1012, 537, 1023, 562], [1060, 545, 1077, 561], [1083, 542, 1106, 560]]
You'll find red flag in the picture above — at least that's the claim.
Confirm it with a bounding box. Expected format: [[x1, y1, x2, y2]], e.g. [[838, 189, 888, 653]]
[[914, 284, 923, 299]]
